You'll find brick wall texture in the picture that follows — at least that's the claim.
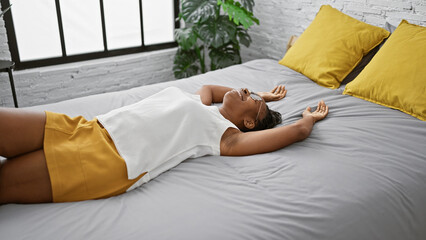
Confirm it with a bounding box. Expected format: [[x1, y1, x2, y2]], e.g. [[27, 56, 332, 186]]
[[242, 0, 426, 62], [1, 0, 426, 107]]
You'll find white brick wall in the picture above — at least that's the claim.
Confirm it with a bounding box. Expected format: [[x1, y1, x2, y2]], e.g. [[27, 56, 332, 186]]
[[0, 17, 10, 60], [241, 0, 426, 62], [11, 49, 175, 107], [0, 48, 176, 107], [1, 0, 426, 107]]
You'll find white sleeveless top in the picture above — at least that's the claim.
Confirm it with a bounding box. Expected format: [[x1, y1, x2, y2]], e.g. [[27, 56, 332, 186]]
[[97, 87, 237, 191]]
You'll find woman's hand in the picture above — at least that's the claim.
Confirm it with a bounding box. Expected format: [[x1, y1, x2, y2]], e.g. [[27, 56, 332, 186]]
[[303, 100, 329, 123], [257, 85, 287, 102]]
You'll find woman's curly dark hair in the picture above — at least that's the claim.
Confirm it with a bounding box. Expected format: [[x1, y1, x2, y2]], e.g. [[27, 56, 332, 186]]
[[246, 104, 282, 132]]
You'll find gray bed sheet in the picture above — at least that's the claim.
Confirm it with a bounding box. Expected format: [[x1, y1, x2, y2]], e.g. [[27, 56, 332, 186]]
[[1, 59, 425, 240]]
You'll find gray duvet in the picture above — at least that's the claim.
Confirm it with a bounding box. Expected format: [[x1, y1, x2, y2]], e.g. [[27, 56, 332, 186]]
[[1, 59, 425, 240]]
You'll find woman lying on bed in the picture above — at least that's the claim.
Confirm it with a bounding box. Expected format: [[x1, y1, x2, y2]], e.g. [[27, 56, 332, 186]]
[[0, 85, 329, 204]]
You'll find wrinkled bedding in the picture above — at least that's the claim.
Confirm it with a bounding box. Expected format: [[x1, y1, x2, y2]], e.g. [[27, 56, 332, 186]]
[[1, 59, 425, 240]]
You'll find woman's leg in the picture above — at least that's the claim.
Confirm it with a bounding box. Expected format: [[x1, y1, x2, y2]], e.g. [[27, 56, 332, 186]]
[[0, 108, 46, 158], [0, 149, 52, 204], [0, 108, 51, 204]]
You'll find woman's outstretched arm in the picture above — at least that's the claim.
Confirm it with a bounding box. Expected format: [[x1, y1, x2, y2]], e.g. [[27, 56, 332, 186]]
[[196, 85, 287, 106], [220, 100, 329, 156], [196, 85, 233, 105]]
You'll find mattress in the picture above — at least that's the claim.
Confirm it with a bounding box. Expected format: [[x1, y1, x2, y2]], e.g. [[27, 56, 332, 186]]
[[1, 59, 425, 240]]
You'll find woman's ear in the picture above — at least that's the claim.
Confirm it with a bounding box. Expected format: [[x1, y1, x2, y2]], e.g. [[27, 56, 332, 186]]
[[243, 118, 256, 130]]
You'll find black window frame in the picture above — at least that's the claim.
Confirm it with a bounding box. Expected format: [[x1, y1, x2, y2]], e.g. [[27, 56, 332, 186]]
[[0, 0, 179, 70]]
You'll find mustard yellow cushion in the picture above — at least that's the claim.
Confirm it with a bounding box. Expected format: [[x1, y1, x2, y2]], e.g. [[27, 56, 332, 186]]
[[279, 5, 389, 89], [343, 20, 426, 121]]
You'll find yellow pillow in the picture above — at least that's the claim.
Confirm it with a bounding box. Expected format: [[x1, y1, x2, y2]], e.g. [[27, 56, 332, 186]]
[[279, 5, 389, 89], [343, 20, 426, 121]]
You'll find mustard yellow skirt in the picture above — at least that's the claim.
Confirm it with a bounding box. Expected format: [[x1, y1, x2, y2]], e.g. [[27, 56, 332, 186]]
[[43, 111, 145, 203]]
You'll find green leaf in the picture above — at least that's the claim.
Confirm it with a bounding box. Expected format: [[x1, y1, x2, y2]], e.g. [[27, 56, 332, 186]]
[[237, 28, 251, 47], [173, 48, 200, 79], [240, 0, 254, 12], [176, 12, 183, 22], [218, 0, 259, 29], [209, 46, 241, 70], [174, 27, 198, 51], [198, 16, 237, 48], [181, 0, 217, 23]]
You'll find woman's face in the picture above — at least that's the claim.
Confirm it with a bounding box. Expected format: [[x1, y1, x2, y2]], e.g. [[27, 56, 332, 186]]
[[222, 88, 266, 130]]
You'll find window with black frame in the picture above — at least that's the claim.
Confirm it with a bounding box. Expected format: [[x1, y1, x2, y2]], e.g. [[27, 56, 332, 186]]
[[0, 0, 179, 70]]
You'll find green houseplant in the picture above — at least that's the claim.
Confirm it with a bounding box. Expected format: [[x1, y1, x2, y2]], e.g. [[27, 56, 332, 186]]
[[173, 0, 259, 79]]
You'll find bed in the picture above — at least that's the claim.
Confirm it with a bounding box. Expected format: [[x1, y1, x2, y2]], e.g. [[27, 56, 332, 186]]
[[0, 58, 425, 240]]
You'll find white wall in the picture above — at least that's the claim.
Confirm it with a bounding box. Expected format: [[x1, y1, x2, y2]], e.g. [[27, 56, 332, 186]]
[[242, 0, 426, 62], [1, 0, 426, 107]]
